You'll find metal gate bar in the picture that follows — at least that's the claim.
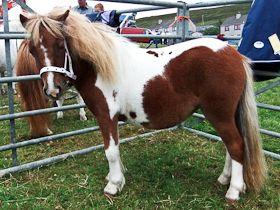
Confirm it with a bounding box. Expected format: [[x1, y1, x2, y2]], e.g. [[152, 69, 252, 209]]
[[2, 0, 18, 166], [183, 127, 280, 160]]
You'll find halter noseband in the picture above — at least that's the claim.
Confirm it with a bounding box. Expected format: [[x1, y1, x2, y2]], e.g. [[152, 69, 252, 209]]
[[39, 40, 77, 80]]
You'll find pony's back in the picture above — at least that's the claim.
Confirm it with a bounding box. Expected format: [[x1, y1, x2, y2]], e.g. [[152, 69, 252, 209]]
[[15, 40, 52, 137]]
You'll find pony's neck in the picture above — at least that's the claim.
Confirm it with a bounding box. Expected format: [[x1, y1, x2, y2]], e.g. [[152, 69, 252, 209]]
[[72, 55, 97, 88]]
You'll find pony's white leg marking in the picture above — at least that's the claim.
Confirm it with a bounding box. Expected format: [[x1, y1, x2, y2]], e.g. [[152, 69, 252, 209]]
[[225, 160, 246, 201], [104, 137, 125, 195], [56, 97, 64, 119], [218, 150, 232, 185], [76, 93, 87, 121]]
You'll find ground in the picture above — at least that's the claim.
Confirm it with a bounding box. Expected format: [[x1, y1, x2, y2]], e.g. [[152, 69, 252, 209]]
[[0, 77, 279, 209]]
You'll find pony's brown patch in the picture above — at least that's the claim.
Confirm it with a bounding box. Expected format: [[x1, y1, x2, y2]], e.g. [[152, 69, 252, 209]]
[[143, 46, 245, 163], [146, 50, 159, 57], [72, 57, 119, 149]]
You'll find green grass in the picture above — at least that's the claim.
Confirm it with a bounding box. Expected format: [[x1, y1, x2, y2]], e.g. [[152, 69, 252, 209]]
[[0, 79, 279, 209], [0, 130, 279, 209]]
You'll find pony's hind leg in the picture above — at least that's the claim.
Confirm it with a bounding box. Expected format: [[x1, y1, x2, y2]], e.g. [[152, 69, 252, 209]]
[[76, 93, 87, 121], [202, 106, 246, 201], [215, 122, 245, 200], [218, 150, 231, 185], [215, 121, 245, 200]]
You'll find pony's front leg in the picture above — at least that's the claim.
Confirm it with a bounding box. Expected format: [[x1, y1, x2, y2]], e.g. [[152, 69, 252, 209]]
[[104, 136, 125, 195], [100, 117, 125, 195]]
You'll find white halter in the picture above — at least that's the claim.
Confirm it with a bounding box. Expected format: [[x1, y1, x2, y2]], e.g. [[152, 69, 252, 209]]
[[39, 40, 77, 80]]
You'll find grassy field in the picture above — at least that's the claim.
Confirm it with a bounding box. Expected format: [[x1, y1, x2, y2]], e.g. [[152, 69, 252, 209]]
[[0, 74, 279, 209]]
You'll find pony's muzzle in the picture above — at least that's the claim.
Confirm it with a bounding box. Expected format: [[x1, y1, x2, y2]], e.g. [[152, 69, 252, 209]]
[[43, 85, 62, 100]]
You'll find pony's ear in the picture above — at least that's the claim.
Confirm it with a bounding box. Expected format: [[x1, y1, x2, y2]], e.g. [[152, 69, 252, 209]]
[[20, 12, 30, 28], [56, 10, 70, 22]]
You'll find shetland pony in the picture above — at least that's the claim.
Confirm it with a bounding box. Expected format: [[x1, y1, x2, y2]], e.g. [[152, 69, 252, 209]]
[[15, 40, 87, 137], [19, 9, 266, 201]]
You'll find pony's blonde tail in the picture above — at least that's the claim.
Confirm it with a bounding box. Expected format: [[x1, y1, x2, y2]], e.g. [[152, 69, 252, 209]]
[[15, 40, 52, 137], [236, 57, 267, 191]]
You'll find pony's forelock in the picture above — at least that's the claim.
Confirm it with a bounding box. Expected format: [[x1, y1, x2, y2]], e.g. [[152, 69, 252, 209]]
[[24, 14, 64, 44]]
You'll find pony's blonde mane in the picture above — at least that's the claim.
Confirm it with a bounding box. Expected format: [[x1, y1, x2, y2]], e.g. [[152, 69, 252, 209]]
[[24, 8, 117, 82]]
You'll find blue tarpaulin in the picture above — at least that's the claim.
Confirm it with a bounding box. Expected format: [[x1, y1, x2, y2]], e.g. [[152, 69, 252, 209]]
[[238, 0, 280, 80]]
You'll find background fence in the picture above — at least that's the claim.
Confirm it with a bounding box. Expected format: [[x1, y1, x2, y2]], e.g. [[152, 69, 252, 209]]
[[0, 0, 279, 177]]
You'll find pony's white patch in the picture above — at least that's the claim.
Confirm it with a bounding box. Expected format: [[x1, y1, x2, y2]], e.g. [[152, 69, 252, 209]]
[[226, 160, 245, 200], [46, 72, 59, 97], [40, 38, 51, 66], [95, 80, 120, 119], [218, 150, 231, 185], [154, 37, 227, 58], [96, 37, 228, 123], [104, 136, 125, 195]]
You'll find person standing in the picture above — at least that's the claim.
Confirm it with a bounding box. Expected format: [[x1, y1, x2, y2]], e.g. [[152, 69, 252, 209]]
[[73, 0, 93, 15]]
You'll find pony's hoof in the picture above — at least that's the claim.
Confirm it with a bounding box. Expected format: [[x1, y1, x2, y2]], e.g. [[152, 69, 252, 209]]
[[218, 174, 230, 185], [80, 115, 87, 121], [105, 173, 110, 181], [225, 186, 240, 201], [226, 198, 237, 205], [57, 112, 64, 119], [241, 183, 246, 193], [104, 177, 125, 195], [104, 182, 119, 196]]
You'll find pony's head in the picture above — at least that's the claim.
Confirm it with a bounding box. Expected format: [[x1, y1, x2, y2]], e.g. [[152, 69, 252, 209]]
[[20, 8, 118, 99], [20, 10, 71, 100]]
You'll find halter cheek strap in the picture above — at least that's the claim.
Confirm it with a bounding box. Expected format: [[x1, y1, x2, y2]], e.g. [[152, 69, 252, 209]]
[[39, 40, 77, 80]]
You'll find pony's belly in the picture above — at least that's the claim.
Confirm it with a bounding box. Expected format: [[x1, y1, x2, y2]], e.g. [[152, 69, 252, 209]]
[[141, 75, 198, 129]]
